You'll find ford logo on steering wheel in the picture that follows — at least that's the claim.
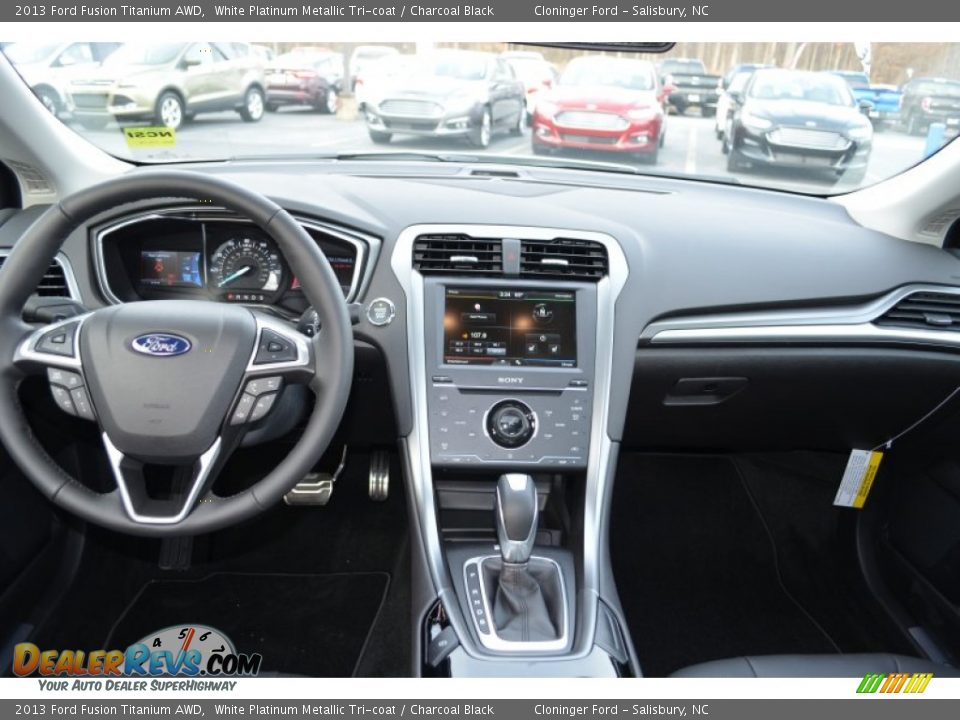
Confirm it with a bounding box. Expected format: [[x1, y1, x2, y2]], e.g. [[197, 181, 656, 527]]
[[130, 333, 192, 357]]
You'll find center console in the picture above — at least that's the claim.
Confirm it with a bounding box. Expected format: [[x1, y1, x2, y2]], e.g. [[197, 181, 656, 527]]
[[390, 224, 632, 677], [424, 281, 596, 468]]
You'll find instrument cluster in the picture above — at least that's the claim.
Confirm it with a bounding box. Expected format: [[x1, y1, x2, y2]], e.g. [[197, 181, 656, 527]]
[[96, 210, 367, 315]]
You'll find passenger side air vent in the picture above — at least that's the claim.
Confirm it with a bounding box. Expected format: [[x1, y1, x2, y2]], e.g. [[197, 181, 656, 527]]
[[413, 234, 502, 275], [520, 238, 608, 281], [875, 291, 960, 330], [0, 255, 71, 297]]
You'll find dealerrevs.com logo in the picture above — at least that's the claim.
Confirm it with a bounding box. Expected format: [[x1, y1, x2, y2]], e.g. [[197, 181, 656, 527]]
[[13, 624, 262, 681]]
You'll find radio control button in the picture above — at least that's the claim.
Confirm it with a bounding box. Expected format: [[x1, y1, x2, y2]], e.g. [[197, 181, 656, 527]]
[[486, 400, 536, 448]]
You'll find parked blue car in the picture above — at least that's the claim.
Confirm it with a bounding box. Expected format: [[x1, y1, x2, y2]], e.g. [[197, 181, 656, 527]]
[[832, 71, 902, 128]]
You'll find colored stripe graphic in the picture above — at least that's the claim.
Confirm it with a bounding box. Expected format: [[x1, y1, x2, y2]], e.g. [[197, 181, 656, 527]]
[[857, 673, 885, 693], [857, 672, 932, 694]]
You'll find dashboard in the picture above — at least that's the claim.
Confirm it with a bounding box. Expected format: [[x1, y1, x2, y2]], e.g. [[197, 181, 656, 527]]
[[6, 158, 960, 671], [93, 208, 373, 318], [4, 157, 960, 450]]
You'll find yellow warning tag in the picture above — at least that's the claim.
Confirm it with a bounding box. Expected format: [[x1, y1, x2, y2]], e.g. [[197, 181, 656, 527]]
[[834, 449, 883, 508], [122, 127, 176, 149]]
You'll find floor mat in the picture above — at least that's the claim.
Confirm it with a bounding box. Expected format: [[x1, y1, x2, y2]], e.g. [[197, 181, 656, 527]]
[[106, 572, 389, 677], [610, 454, 840, 677]]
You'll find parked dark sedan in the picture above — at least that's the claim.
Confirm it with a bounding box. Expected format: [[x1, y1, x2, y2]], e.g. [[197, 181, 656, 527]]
[[363, 50, 525, 148], [899, 76, 960, 136], [265, 50, 343, 114], [725, 69, 873, 184]]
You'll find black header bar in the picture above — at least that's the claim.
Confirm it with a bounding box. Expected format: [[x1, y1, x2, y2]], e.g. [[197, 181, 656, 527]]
[[3, 0, 958, 23]]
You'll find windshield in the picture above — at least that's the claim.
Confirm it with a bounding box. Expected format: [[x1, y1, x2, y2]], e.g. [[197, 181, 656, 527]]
[[411, 52, 489, 81], [728, 72, 752, 93], [273, 52, 335, 69], [837, 72, 870, 89], [6, 41, 960, 196], [660, 59, 706, 75], [4, 42, 59, 65], [912, 79, 960, 97], [507, 57, 555, 83], [103, 43, 184, 67], [748, 71, 854, 106], [560, 59, 655, 91]]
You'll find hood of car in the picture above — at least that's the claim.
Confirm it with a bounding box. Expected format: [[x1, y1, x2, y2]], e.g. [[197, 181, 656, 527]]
[[379, 76, 485, 102], [72, 64, 172, 87], [744, 98, 866, 130], [547, 85, 659, 112]]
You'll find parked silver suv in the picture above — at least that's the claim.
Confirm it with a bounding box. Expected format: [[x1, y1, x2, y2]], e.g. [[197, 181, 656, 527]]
[[67, 42, 266, 130], [4, 42, 121, 116]]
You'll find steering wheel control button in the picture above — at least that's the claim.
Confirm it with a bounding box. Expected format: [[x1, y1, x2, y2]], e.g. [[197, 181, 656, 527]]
[[47, 368, 83, 389], [366, 298, 396, 327], [254, 329, 298, 364], [231, 393, 257, 425], [245, 376, 282, 396], [249, 392, 278, 422], [36, 321, 79, 357], [70, 387, 96, 421], [486, 400, 536, 448], [50, 385, 77, 416]]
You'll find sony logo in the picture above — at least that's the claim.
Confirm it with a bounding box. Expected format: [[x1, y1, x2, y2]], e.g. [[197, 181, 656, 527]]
[[497, 377, 524, 384]]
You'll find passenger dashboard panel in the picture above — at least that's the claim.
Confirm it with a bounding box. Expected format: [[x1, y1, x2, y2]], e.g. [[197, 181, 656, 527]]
[[93, 208, 370, 316]]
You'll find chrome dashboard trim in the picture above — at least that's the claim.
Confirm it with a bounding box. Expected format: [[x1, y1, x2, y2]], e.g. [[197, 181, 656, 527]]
[[92, 206, 380, 307], [645, 283, 960, 348], [390, 223, 628, 663]]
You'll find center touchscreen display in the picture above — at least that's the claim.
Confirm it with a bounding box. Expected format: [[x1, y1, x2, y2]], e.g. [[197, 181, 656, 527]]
[[443, 287, 577, 367]]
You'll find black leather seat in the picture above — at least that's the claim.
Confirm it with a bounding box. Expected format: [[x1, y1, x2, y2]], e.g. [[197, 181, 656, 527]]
[[671, 653, 959, 677]]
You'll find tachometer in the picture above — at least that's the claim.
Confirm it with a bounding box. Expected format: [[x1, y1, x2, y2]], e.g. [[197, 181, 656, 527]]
[[208, 236, 284, 300]]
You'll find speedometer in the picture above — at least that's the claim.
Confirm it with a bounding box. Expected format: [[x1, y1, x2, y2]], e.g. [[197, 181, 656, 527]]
[[208, 236, 284, 299]]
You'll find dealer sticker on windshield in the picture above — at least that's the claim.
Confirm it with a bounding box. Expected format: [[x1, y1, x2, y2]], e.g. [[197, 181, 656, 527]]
[[834, 449, 884, 508], [122, 126, 176, 149]]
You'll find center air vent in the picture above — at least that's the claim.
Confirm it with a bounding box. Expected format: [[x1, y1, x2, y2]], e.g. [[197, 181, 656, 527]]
[[0, 255, 71, 297], [413, 234, 502, 275], [520, 238, 608, 281], [875, 291, 960, 330]]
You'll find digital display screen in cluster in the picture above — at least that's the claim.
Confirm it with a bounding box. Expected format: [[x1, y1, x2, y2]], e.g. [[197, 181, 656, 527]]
[[139, 250, 203, 288], [443, 287, 577, 367]]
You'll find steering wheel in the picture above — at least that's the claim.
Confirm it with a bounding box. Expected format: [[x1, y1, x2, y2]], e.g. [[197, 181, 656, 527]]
[[0, 171, 354, 536]]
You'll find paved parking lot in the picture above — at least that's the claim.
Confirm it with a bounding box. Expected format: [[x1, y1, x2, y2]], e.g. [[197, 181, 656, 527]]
[[70, 108, 931, 193]]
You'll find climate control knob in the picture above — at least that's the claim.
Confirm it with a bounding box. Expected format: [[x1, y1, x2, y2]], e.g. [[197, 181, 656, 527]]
[[486, 400, 536, 448]]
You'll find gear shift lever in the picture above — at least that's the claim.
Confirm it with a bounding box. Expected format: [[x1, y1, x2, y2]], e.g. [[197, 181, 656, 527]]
[[487, 473, 560, 643], [495, 473, 538, 565]]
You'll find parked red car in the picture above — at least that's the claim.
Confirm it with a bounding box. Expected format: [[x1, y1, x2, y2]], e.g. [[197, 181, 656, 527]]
[[531, 56, 670, 163], [265, 50, 344, 114]]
